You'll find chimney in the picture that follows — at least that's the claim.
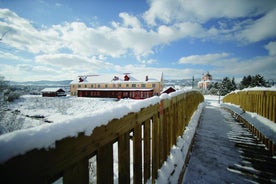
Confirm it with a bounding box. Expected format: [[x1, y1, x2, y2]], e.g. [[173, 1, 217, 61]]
[[145, 75, 148, 81]]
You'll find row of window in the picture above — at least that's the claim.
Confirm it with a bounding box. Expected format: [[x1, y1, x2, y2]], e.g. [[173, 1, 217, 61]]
[[78, 90, 154, 99], [71, 83, 157, 89]]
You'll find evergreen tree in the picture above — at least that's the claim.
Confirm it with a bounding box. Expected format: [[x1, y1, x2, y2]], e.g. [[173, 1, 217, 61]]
[[239, 74, 268, 89], [207, 77, 237, 96], [231, 77, 237, 91], [220, 77, 236, 96]]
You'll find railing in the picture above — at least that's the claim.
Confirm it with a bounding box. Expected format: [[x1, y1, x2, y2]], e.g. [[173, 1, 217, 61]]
[[223, 90, 276, 123], [223, 90, 276, 155], [0, 91, 204, 184]]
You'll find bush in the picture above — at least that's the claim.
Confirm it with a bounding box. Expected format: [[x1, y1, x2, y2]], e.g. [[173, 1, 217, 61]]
[[6, 91, 22, 102], [0, 76, 22, 103]]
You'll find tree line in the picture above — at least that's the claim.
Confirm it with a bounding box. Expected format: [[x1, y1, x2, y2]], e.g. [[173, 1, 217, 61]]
[[207, 74, 272, 96]]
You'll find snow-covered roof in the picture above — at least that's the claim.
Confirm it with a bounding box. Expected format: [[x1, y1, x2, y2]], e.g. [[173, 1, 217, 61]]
[[41, 88, 65, 92], [70, 72, 163, 84]]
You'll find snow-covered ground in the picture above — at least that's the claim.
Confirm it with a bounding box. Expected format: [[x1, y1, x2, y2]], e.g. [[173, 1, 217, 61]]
[[182, 95, 276, 184], [0, 95, 136, 134]]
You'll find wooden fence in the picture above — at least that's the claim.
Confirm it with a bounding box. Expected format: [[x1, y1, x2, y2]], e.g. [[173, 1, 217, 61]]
[[0, 91, 204, 184], [223, 90, 276, 123]]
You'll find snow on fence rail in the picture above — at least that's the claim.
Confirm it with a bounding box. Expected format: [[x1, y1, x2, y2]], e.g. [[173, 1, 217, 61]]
[[0, 90, 204, 184], [222, 89, 276, 155], [223, 89, 276, 123]]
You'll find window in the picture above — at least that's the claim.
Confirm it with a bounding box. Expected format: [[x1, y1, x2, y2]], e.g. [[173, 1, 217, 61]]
[[152, 83, 156, 87], [132, 84, 136, 87], [141, 84, 146, 88]]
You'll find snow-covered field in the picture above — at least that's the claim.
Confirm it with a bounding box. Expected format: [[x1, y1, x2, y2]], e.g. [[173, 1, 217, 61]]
[[0, 95, 136, 134]]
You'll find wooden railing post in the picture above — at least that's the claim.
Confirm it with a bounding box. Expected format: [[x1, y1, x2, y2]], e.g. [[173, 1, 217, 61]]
[[152, 113, 160, 181], [97, 143, 114, 184], [118, 132, 130, 184], [63, 158, 89, 184], [143, 119, 151, 182], [133, 123, 142, 184]]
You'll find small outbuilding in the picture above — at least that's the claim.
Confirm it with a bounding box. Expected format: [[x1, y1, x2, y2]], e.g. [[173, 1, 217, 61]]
[[41, 88, 66, 97], [162, 87, 176, 94]]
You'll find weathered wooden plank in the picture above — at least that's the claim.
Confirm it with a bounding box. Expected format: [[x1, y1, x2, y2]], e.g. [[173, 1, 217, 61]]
[[133, 123, 142, 184], [63, 158, 89, 184], [161, 108, 168, 162], [97, 143, 113, 184], [151, 113, 160, 180], [144, 119, 151, 182], [118, 132, 130, 184]]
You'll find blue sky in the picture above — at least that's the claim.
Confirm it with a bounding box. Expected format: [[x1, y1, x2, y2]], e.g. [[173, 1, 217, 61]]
[[0, 0, 275, 82]]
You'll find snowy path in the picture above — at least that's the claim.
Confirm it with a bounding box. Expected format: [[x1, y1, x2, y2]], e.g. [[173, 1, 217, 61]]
[[182, 98, 276, 184]]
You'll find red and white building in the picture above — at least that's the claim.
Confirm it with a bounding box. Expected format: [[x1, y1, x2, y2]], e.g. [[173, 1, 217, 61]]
[[70, 72, 163, 99], [198, 72, 213, 90]]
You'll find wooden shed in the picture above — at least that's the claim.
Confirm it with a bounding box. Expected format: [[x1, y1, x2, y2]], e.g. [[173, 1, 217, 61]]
[[162, 87, 176, 94], [41, 88, 66, 97]]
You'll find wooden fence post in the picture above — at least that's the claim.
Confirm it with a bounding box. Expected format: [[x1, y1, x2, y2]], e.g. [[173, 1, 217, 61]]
[[118, 132, 130, 184], [133, 123, 142, 184], [97, 143, 113, 184], [63, 158, 89, 184], [144, 119, 151, 182], [152, 113, 160, 181]]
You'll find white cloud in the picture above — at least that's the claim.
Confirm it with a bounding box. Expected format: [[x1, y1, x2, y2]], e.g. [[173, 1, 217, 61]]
[[0, 9, 62, 54], [0, 9, 207, 62], [143, 0, 276, 44], [220, 56, 276, 80], [143, 0, 274, 25], [0, 63, 64, 81], [265, 41, 276, 56], [119, 12, 142, 29], [35, 53, 113, 72], [58, 22, 126, 57], [239, 8, 276, 43], [178, 53, 230, 65], [0, 51, 31, 62], [178, 52, 276, 80]]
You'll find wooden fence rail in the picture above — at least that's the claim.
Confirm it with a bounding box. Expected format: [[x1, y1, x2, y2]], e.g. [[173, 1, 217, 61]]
[[223, 90, 276, 123], [0, 91, 204, 184]]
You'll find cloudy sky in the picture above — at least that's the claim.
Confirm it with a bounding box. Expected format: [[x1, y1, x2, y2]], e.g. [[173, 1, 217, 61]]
[[0, 0, 275, 82]]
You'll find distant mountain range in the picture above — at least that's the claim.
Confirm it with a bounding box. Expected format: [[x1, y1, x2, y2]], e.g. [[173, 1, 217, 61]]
[[11, 80, 73, 86], [11, 79, 198, 86], [11, 78, 221, 88]]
